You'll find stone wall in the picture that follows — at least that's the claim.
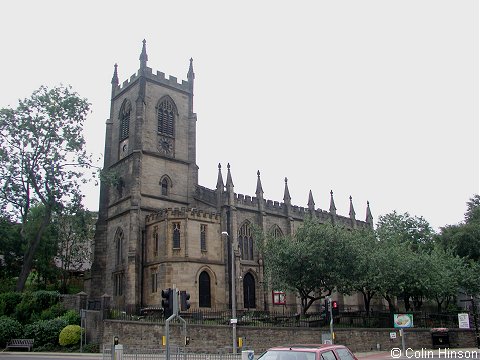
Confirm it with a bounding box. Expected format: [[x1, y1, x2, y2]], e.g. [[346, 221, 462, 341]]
[[101, 320, 477, 354]]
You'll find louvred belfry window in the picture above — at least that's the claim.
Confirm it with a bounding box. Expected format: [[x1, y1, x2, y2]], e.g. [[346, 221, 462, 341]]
[[157, 99, 175, 136], [119, 100, 131, 140]]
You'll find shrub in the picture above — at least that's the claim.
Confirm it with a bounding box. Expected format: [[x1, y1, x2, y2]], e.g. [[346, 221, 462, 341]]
[[15, 291, 60, 324], [23, 318, 68, 347], [82, 343, 100, 353], [0, 316, 22, 348], [59, 325, 82, 346], [0, 292, 22, 317], [40, 303, 66, 321], [60, 310, 80, 325]]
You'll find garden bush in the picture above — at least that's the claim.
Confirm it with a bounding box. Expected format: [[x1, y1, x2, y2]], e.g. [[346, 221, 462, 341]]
[[60, 310, 81, 325], [59, 325, 82, 346], [15, 290, 61, 324], [0, 292, 22, 317], [40, 303, 66, 321], [0, 316, 22, 348], [23, 318, 67, 347]]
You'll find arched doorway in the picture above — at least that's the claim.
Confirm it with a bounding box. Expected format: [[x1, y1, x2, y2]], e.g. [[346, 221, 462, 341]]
[[198, 271, 211, 307], [243, 273, 256, 309]]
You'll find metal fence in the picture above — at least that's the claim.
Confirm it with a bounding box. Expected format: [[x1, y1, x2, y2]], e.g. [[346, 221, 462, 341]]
[[105, 306, 472, 329], [102, 345, 243, 360]]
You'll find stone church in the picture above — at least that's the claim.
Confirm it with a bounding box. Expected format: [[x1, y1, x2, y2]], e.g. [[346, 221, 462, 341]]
[[89, 40, 374, 312]]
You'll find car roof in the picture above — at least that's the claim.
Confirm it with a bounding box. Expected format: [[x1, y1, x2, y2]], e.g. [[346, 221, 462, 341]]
[[268, 344, 349, 352]]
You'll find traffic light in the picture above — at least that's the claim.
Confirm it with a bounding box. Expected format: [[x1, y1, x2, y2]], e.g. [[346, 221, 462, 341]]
[[324, 298, 331, 323], [113, 336, 119, 346], [332, 301, 339, 316], [161, 288, 173, 318], [180, 290, 191, 311]]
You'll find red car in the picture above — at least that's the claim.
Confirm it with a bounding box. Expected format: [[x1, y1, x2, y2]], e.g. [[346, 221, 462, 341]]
[[257, 344, 359, 360]]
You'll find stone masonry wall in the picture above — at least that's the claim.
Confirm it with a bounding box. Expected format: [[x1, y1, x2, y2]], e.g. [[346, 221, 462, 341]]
[[101, 320, 476, 354]]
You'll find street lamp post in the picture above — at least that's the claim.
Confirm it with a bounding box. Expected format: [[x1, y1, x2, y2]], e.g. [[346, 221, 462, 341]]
[[222, 231, 237, 354]]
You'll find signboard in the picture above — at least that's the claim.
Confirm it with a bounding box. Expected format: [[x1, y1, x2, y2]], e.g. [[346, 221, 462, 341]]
[[272, 291, 286, 305], [393, 314, 413, 328], [458, 313, 470, 329], [390, 332, 397, 339]]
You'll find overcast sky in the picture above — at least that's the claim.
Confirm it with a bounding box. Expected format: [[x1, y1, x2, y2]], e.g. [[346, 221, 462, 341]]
[[0, 1, 478, 231]]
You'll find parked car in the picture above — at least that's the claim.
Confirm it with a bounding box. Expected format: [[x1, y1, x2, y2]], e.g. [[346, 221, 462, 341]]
[[257, 344, 358, 360]]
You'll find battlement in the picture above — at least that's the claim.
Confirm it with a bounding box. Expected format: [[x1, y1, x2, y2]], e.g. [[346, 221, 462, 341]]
[[114, 67, 192, 97], [145, 207, 220, 224]]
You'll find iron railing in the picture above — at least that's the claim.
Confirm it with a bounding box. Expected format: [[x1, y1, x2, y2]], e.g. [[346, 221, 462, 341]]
[[102, 344, 243, 360], [104, 306, 472, 329]]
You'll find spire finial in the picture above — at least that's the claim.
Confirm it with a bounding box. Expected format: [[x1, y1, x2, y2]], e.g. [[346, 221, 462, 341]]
[[308, 190, 315, 210], [226, 163, 234, 188], [349, 195, 356, 219], [111, 63, 119, 86], [256, 170, 263, 196], [216, 163, 224, 189], [283, 177, 291, 203], [329, 190, 337, 214], [139, 39, 148, 69], [366, 201, 373, 226], [187, 57, 195, 80]]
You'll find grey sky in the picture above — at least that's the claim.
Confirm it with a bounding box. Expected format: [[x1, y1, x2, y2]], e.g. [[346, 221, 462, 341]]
[[1, 1, 478, 230]]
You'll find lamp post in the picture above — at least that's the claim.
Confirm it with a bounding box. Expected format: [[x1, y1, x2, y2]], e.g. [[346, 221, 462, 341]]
[[222, 231, 237, 354]]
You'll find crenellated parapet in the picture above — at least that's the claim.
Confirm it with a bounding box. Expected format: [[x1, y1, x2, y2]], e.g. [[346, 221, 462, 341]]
[[145, 206, 220, 224], [112, 67, 192, 99]]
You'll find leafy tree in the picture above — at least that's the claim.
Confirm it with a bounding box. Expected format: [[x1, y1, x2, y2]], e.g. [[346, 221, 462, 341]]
[[0, 85, 92, 291], [53, 198, 95, 293], [376, 211, 434, 250], [0, 216, 23, 283], [465, 194, 480, 224], [24, 205, 60, 289], [259, 218, 349, 314], [437, 195, 480, 262], [426, 245, 478, 312], [340, 228, 380, 314], [376, 211, 435, 311]]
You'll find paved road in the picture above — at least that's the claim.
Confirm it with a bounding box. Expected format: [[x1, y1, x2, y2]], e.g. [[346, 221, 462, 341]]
[[0, 353, 102, 360], [356, 347, 480, 360]]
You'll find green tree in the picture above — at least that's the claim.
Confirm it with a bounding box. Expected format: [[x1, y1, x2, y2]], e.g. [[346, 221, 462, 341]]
[[340, 228, 380, 314], [426, 245, 478, 312], [53, 198, 95, 293], [376, 211, 435, 311], [0, 85, 92, 291], [260, 218, 348, 314], [0, 216, 23, 285], [23, 205, 60, 289], [437, 195, 480, 262]]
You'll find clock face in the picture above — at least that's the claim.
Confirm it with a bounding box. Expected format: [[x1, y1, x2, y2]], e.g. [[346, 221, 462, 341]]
[[158, 137, 173, 155]]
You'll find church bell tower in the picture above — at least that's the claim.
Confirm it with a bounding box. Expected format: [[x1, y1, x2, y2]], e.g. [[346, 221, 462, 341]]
[[90, 40, 198, 308]]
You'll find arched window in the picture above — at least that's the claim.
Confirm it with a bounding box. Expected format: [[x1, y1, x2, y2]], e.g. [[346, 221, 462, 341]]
[[119, 100, 131, 140], [157, 97, 175, 137], [243, 273, 256, 309], [114, 228, 124, 266], [160, 175, 172, 196], [199, 271, 211, 308], [269, 225, 284, 238], [173, 223, 181, 249], [161, 178, 168, 195], [238, 222, 254, 260]]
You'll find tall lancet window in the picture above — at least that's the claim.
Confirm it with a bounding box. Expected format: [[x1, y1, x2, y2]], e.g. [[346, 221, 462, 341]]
[[119, 99, 131, 140], [157, 97, 175, 136], [238, 222, 254, 261]]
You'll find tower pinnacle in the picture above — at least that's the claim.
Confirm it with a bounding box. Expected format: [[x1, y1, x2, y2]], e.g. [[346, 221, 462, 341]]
[[139, 39, 148, 69], [111, 63, 119, 86], [283, 177, 291, 204], [256, 170, 264, 197], [329, 190, 337, 214]]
